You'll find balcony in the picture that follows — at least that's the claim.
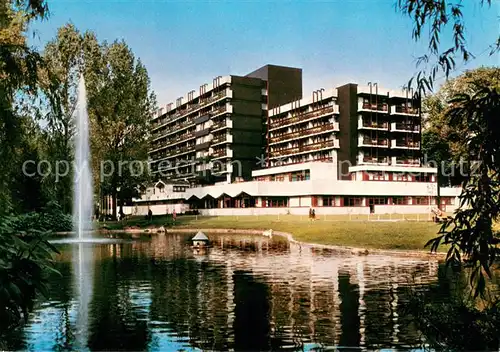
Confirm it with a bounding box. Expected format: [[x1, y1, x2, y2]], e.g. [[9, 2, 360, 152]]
[[269, 124, 336, 144], [171, 131, 195, 144], [211, 148, 233, 159], [150, 144, 195, 160], [209, 104, 230, 117], [211, 118, 233, 131], [358, 118, 389, 130], [151, 90, 230, 131], [211, 134, 233, 145], [391, 139, 421, 149], [201, 90, 228, 106], [390, 122, 420, 133], [358, 137, 389, 148], [391, 105, 420, 116], [270, 139, 339, 158], [359, 156, 390, 165], [359, 102, 389, 113], [394, 157, 421, 166], [269, 105, 338, 130]]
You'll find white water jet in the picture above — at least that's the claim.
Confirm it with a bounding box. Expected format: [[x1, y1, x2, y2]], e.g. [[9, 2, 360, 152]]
[[73, 73, 93, 238], [72, 74, 94, 350]]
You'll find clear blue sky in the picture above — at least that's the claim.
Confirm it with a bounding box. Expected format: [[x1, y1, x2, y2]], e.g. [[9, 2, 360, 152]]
[[30, 0, 499, 105]]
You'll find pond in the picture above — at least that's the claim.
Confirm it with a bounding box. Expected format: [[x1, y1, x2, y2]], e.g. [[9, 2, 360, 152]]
[[3, 233, 454, 351]]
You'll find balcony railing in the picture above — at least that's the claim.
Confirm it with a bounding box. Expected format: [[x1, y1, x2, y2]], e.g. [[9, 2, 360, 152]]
[[361, 138, 389, 146], [152, 91, 228, 129], [270, 106, 335, 129], [151, 144, 195, 159], [212, 149, 228, 158], [394, 106, 419, 115], [200, 91, 227, 107], [395, 157, 421, 166], [171, 132, 195, 143], [359, 119, 389, 129], [393, 140, 420, 148], [211, 119, 227, 131], [392, 122, 420, 132], [270, 139, 338, 157], [211, 133, 233, 144], [362, 156, 389, 164], [362, 102, 388, 112], [210, 105, 227, 117], [270, 125, 334, 144]]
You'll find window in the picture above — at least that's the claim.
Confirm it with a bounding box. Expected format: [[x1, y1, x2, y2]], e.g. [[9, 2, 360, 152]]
[[392, 197, 409, 205], [266, 197, 288, 207], [344, 197, 363, 207], [173, 186, 186, 192], [323, 196, 335, 207], [368, 197, 388, 205], [414, 197, 430, 205], [415, 174, 432, 182], [291, 170, 310, 181], [394, 173, 410, 182], [368, 172, 386, 181]]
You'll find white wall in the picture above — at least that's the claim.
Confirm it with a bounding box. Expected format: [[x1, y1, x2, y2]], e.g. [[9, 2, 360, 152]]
[[126, 203, 190, 216], [373, 205, 433, 214], [198, 206, 370, 216]]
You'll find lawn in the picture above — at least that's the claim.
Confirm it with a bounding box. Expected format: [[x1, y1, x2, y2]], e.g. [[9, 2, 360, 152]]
[[100, 214, 445, 252]]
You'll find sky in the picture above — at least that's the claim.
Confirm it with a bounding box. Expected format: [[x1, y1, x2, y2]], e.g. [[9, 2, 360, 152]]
[[30, 0, 499, 105]]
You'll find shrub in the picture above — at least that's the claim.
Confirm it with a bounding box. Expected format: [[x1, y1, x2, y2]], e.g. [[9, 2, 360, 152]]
[[0, 215, 60, 333]]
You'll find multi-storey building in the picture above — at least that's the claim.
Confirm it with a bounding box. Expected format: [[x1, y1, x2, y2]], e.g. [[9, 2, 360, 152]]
[[149, 65, 302, 184], [266, 89, 340, 168], [136, 64, 461, 216], [336, 83, 421, 179], [265, 83, 421, 178]]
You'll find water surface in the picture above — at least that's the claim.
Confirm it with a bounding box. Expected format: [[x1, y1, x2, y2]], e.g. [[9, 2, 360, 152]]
[[4, 233, 454, 351]]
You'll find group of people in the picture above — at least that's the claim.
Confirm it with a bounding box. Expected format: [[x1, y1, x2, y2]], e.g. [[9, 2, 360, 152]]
[[309, 208, 316, 220]]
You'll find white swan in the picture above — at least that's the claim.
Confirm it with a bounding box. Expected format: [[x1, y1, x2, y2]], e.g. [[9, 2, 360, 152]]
[[262, 229, 273, 238]]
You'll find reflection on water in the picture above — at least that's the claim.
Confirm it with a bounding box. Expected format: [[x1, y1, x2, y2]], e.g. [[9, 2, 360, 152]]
[[5, 234, 452, 351]]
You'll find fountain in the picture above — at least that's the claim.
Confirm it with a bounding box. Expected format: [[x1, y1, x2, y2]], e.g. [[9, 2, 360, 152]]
[[72, 74, 94, 350], [73, 74, 93, 238]]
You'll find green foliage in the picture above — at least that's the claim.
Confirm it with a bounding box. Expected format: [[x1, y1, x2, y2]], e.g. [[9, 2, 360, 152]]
[[406, 270, 500, 350], [0, 214, 60, 333], [11, 201, 72, 233], [427, 85, 500, 295], [86, 39, 155, 219], [397, 0, 498, 93]]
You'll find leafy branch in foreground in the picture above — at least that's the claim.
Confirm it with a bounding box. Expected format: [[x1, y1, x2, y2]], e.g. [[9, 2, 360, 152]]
[[426, 85, 500, 296], [397, 0, 498, 93]]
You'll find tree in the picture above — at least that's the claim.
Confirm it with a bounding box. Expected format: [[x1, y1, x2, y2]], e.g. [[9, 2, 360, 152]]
[[0, 0, 46, 215], [397, 1, 500, 292], [35, 23, 84, 213], [427, 86, 500, 294], [421, 67, 500, 190], [0, 0, 62, 335], [86, 40, 155, 220]]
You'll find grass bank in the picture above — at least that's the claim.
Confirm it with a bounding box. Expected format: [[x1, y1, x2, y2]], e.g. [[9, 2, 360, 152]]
[[100, 214, 445, 252]]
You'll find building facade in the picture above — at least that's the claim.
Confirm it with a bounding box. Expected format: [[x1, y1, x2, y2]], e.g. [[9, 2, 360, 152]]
[[149, 65, 302, 184], [139, 64, 460, 216]]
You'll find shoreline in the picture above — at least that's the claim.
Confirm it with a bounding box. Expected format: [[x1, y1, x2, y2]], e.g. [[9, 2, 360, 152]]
[[54, 226, 445, 259]]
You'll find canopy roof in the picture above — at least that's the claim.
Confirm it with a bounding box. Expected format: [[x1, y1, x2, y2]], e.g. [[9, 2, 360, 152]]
[[192, 231, 209, 241]]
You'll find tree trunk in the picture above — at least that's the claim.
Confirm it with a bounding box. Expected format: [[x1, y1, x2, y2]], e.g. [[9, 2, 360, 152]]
[[112, 189, 117, 220]]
